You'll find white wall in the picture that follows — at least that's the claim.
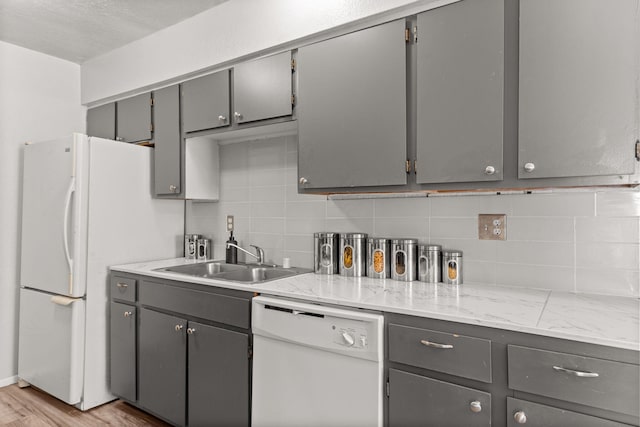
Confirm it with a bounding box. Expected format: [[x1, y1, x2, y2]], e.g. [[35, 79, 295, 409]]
[[187, 136, 640, 298], [0, 41, 85, 386], [81, 0, 450, 104]]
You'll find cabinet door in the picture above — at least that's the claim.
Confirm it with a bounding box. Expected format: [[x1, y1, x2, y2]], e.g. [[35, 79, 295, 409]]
[[416, 0, 504, 184], [182, 70, 230, 133], [389, 369, 491, 427], [297, 19, 407, 189], [233, 51, 293, 124], [518, 0, 639, 179], [154, 85, 181, 196], [139, 308, 186, 426], [116, 93, 152, 143], [87, 103, 115, 140], [188, 321, 249, 427], [507, 398, 631, 427], [109, 302, 136, 402]]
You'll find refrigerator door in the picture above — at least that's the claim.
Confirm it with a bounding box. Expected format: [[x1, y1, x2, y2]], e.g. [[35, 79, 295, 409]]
[[20, 134, 88, 297], [18, 288, 85, 405]]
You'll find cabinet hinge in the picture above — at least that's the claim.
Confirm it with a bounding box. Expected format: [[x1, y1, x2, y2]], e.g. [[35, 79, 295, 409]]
[[413, 26, 418, 43], [150, 97, 154, 107], [386, 381, 390, 397], [150, 123, 154, 132], [291, 94, 296, 106], [404, 28, 410, 43], [291, 58, 296, 71], [405, 159, 411, 173], [636, 140, 640, 161], [414, 160, 417, 174], [248, 347, 253, 359]]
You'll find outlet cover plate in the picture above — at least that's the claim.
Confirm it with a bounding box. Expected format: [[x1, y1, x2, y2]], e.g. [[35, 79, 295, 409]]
[[478, 214, 506, 240]]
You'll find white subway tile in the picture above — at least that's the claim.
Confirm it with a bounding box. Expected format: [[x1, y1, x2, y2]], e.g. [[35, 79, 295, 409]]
[[250, 201, 285, 218], [286, 218, 327, 235], [508, 217, 574, 242], [430, 218, 477, 239], [576, 242, 639, 269], [219, 142, 249, 170], [285, 234, 314, 253], [251, 218, 285, 234], [510, 193, 595, 217], [248, 139, 286, 170], [286, 201, 327, 219], [250, 168, 286, 187], [285, 184, 326, 202], [374, 197, 430, 217], [283, 250, 314, 269], [596, 190, 640, 217], [576, 217, 640, 243], [576, 268, 640, 298], [435, 238, 497, 262], [496, 241, 574, 266], [463, 260, 496, 285], [250, 186, 285, 202], [325, 218, 374, 235], [327, 199, 374, 218], [220, 185, 250, 202], [220, 168, 250, 188], [495, 263, 575, 291], [219, 201, 252, 218], [248, 232, 284, 250], [373, 217, 427, 241], [430, 194, 513, 217]]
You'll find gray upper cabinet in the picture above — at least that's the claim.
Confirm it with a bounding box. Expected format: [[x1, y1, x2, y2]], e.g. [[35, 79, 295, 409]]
[[233, 51, 293, 124], [518, 0, 640, 179], [297, 19, 407, 189], [86, 103, 116, 140], [153, 85, 181, 196], [416, 0, 504, 184], [116, 92, 152, 143], [182, 69, 231, 133]]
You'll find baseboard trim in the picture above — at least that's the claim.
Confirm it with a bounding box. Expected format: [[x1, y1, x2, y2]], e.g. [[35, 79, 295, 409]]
[[0, 375, 18, 388]]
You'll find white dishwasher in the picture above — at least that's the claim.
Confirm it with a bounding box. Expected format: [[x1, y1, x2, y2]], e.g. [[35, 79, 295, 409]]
[[251, 296, 384, 427]]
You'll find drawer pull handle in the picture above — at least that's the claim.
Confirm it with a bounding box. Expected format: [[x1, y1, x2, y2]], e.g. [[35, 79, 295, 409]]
[[420, 339, 453, 349], [513, 411, 527, 424], [552, 366, 599, 378], [116, 283, 128, 288]]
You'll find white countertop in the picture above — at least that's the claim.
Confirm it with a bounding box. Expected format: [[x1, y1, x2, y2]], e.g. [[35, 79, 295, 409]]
[[111, 258, 640, 351]]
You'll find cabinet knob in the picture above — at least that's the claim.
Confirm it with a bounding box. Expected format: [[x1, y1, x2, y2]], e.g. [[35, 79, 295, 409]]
[[234, 112, 242, 121], [218, 115, 227, 122], [299, 177, 308, 185], [484, 166, 496, 175], [187, 327, 196, 335], [469, 401, 482, 413], [169, 184, 177, 193], [513, 411, 527, 424], [175, 324, 184, 332], [116, 136, 124, 142], [523, 162, 536, 173], [123, 311, 132, 317]]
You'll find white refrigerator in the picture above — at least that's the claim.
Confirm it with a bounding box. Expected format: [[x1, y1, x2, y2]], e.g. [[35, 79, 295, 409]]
[[18, 133, 184, 410]]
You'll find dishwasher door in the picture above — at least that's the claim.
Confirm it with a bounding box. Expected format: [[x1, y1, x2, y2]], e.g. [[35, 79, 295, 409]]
[[251, 296, 384, 427]]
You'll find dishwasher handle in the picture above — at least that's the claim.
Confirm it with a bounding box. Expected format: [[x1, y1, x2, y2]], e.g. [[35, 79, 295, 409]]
[[264, 304, 325, 319]]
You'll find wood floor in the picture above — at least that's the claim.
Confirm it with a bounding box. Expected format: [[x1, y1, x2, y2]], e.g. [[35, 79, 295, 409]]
[[0, 384, 169, 426]]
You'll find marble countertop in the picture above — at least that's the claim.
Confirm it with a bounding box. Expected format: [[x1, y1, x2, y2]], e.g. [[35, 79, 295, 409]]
[[111, 258, 640, 351]]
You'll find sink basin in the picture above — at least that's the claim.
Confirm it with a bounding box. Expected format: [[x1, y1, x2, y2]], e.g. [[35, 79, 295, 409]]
[[155, 261, 311, 284]]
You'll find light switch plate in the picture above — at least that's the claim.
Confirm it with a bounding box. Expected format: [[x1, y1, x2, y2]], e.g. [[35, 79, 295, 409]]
[[478, 214, 506, 240]]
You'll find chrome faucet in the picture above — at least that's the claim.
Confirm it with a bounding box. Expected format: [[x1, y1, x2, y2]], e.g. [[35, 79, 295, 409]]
[[226, 242, 265, 265]]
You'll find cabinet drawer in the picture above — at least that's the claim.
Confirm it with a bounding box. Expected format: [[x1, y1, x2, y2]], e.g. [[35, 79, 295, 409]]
[[139, 281, 251, 329], [388, 323, 492, 383], [507, 398, 631, 427], [508, 345, 639, 417], [389, 369, 491, 427], [110, 276, 136, 302]]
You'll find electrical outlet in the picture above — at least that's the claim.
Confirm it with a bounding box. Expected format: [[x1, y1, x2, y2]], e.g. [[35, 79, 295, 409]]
[[478, 214, 506, 240], [226, 215, 234, 232]]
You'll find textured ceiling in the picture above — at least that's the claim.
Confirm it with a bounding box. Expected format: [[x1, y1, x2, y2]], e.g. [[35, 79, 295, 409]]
[[0, 0, 229, 63]]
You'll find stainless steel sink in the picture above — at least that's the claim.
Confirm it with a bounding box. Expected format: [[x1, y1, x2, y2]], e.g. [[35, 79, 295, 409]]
[[155, 261, 311, 284]]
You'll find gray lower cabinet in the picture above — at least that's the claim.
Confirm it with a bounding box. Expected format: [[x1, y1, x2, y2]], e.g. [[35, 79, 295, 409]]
[[109, 302, 136, 402], [507, 398, 632, 427], [389, 369, 491, 427], [87, 103, 116, 140], [518, 0, 639, 179], [153, 85, 181, 196], [109, 273, 252, 426], [116, 92, 152, 143], [416, 0, 504, 184], [297, 19, 407, 189]]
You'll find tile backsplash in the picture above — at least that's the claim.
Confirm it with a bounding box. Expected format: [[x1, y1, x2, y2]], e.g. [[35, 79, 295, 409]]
[[186, 135, 640, 298]]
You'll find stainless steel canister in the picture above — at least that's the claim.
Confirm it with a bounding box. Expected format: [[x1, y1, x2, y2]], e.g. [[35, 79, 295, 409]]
[[367, 238, 390, 279], [418, 244, 442, 283], [314, 232, 339, 274], [184, 234, 200, 260], [443, 250, 463, 285], [339, 233, 367, 277], [391, 238, 417, 281], [197, 238, 211, 261]]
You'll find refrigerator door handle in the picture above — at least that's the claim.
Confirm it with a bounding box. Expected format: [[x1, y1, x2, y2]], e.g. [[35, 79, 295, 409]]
[[51, 295, 82, 306], [63, 177, 75, 294]]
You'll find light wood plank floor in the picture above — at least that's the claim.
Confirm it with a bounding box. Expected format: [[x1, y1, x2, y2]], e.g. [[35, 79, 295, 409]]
[[0, 384, 169, 426]]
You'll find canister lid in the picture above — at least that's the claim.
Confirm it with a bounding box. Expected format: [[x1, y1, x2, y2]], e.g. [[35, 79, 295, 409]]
[[341, 233, 368, 239], [368, 237, 390, 243], [443, 249, 463, 256], [419, 244, 442, 251], [314, 232, 338, 238], [390, 238, 418, 244]]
